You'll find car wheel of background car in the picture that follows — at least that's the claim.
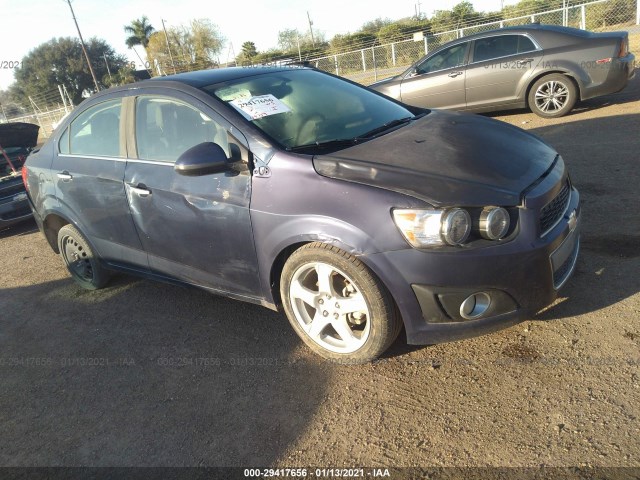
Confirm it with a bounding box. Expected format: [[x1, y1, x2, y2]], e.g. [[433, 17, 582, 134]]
[[280, 242, 401, 363], [57, 224, 110, 290], [528, 74, 577, 118]]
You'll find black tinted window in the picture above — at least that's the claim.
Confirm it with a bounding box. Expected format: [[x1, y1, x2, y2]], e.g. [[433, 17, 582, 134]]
[[135, 97, 230, 163], [58, 127, 69, 154], [473, 35, 536, 62], [69, 99, 122, 157], [417, 43, 467, 74]]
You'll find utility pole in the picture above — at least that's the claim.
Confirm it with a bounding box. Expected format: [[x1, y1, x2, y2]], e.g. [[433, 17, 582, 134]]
[[415, 1, 422, 19], [64, 0, 100, 91], [307, 11, 316, 47], [103, 53, 112, 83], [161, 19, 177, 74]]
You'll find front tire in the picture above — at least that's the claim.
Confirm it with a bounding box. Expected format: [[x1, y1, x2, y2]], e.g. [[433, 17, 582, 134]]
[[528, 74, 577, 118], [280, 243, 401, 364], [57, 224, 110, 290]]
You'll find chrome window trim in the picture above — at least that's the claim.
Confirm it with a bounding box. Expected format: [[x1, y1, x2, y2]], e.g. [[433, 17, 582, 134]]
[[468, 33, 542, 65], [57, 153, 173, 167]]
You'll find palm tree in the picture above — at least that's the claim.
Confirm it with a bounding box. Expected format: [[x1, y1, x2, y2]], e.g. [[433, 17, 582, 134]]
[[124, 16, 155, 73], [124, 16, 155, 51]]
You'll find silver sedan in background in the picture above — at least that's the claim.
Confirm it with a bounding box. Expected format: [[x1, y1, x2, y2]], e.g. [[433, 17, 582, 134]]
[[370, 24, 635, 118]]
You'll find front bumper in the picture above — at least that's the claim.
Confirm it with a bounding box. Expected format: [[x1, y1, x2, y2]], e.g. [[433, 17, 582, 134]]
[[363, 182, 581, 345]]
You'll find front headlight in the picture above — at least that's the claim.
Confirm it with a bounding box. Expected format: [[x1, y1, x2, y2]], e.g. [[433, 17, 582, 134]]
[[479, 206, 510, 240], [393, 208, 471, 247]]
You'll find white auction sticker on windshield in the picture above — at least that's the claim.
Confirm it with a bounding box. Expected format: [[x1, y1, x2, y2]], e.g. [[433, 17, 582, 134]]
[[230, 94, 291, 120]]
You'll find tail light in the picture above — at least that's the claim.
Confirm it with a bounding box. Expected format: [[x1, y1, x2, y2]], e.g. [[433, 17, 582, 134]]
[[21, 166, 29, 192], [618, 38, 629, 57]]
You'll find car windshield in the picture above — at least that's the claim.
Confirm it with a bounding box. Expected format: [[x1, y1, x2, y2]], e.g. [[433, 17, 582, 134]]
[[204, 68, 417, 152]]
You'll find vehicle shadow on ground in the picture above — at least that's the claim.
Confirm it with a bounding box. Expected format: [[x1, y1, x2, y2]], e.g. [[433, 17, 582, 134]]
[[528, 113, 640, 322], [0, 218, 37, 239], [485, 74, 640, 119], [0, 274, 330, 466]]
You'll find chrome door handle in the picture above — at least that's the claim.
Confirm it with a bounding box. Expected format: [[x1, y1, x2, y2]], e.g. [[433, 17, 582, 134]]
[[448, 71, 463, 78], [129, 184, 152, 197], [57, 171, 73, 180]]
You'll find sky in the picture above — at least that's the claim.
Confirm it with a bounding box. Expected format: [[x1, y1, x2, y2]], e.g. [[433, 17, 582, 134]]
[[0, 0, 512, 90]]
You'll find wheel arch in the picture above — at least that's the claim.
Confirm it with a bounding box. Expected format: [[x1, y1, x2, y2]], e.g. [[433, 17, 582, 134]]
[[524, 70, 582, 108], [42, 212, 71, 254]]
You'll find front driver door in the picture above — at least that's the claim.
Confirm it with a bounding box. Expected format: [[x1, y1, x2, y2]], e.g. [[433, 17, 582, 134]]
[[400, 41, 469, 109], [123, 93, 261, 299]]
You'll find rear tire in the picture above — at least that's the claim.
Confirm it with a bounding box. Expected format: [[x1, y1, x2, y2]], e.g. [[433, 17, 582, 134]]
[[528, 74, 577, 118], [280, 243, 401, 364], [57, 224, 110, 290]]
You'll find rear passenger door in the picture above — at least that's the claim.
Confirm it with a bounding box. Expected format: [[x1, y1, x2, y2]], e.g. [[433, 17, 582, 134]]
[[53, 96, 148, 268], [464, 34, 543, 109], [399, 42, 469, 109], [123, 93, 261, 298]]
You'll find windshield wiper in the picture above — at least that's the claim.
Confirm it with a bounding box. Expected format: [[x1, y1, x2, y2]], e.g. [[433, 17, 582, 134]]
[[286, 138, 357, 152], [355, 113, 426, 140]]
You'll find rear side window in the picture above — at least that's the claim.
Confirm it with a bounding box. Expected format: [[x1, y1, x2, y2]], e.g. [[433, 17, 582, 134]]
[[473, 35, 536, 62], [68, 99, 122, 157], [135, 97, 230, 163]]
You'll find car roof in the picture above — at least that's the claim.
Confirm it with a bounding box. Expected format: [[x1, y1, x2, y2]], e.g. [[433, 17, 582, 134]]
[[457, 23, 592, 41], [88, 66, 311, 100]]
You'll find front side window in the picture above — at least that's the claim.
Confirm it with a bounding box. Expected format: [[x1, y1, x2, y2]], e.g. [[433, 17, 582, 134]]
[[417, 43, 467, 75], [473, 35, 536, 62], [135, 97, 230, 162], [69, 99, 122, 157], [205, 68, 415, 151]]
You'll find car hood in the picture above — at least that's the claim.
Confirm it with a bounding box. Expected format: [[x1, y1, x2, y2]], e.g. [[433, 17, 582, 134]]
[[312, 110, 558, 206]]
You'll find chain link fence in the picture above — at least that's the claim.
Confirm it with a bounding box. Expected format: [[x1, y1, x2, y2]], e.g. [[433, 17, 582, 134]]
[[306, 0, 639, 86]]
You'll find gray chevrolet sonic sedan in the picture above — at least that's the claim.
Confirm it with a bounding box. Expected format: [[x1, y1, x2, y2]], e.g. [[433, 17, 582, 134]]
[[23, 66, 580, 363], [371, 24, 635, 118]]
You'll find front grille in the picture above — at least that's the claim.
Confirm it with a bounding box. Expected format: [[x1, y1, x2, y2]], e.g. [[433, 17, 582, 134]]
[[540, 181, 570, 236], [553, 239, 580, 289]]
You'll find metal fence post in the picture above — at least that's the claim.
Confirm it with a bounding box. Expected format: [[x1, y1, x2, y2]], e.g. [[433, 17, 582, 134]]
[[581, 5, 586, 29], [361, 49, 366, 72], [391, 43, 396, 66], [637, 0, 639, 24], [531, 14, 535, 23], [372, 47, 377, 82], [334, 55, 339, 76], [424, 37, 428, 55]]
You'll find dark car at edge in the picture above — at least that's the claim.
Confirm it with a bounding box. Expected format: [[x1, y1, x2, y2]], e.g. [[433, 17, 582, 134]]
[[23, 66, 580, 363]]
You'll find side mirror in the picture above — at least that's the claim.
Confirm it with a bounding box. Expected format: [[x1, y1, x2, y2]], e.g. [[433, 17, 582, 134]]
[[174, 142, 228, 176], [408, 67, 419, 78]]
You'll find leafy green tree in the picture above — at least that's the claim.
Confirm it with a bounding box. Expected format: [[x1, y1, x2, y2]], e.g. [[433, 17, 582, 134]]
[[147, 19, 224, 71], [330, 32, 377, 53], [359, 18, 393, 35], [12, 37, 129, 104]]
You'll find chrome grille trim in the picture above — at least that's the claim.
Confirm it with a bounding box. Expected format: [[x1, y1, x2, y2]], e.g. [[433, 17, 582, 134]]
[[540, 180, 571, 237]]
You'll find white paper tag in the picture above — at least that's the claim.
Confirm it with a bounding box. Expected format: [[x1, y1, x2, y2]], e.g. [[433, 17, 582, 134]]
[[230, 94, 291, 120]]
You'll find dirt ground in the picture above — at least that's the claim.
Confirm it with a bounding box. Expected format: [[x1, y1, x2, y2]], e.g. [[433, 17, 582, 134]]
[[0, 74, 639, 474]]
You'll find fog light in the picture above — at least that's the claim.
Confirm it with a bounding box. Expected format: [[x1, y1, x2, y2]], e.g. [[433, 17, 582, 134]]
[[459, 292, 491, 319]]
